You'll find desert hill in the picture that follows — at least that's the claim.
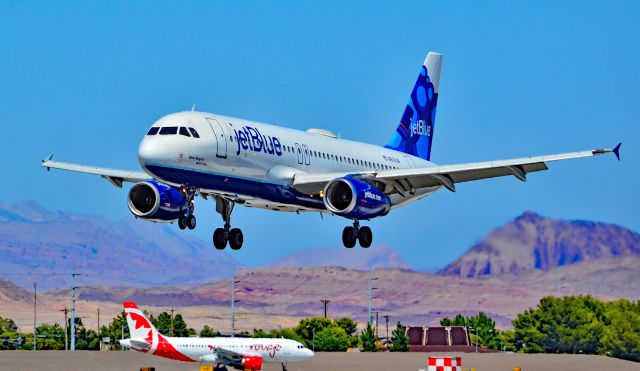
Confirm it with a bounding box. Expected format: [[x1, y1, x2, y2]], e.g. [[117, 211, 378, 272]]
[[440, 211, 640, 277]]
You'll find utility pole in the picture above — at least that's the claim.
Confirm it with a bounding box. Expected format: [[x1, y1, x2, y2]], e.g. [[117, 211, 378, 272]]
[[367, 271, 378, 324], [383, 315, 390, 340], [170, 308, 175, 337], [70, 272, 80, 351], [231, 272, 240, 337], [33, 281, 37, 351], [60, 308, 69, 350], [320, 300, 330, 318]]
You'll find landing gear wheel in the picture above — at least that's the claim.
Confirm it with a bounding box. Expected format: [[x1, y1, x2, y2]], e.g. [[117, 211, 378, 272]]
[[358, 226, 373, 248], [187, 215, 197, 230], [213, 364, 227, 371], [213, 228, 227, 250], [178, 216, 187, 230], [342, 226, 357, 248], [228, 228, 243, 250]]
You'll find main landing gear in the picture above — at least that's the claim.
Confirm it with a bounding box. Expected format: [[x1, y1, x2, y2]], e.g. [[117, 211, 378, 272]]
[[342, 220, 373, 248], [212, 197, 244, 250], [178, 187, 197, 230]]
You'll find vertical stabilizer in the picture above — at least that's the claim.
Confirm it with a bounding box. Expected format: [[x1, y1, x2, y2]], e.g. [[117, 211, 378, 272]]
[[123, 302, 159, 342], [385, 52, 443, 161]]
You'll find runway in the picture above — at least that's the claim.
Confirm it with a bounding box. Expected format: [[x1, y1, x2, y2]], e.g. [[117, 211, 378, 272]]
[[0, 351, 637, 371]]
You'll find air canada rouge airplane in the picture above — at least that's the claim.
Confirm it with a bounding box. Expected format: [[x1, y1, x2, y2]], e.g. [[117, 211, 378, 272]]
[[119, 302, 313, 370], [42, 52, 621, 250]]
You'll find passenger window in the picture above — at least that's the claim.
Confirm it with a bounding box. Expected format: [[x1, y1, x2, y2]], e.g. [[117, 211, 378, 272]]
[[188, 127, 200, 138], [179, 127, 191, 137], [160, 126, 178, 135], [147, 127, 160, 135]]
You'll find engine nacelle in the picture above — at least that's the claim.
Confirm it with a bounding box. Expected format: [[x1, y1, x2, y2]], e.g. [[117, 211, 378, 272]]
[[323, 177, 390, 220], [234, 355, 263, 370], [127, 181, 184, 222]]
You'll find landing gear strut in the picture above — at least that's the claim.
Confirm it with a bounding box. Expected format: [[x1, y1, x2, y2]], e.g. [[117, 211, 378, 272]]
[[282, 362, 288, 371], [178, 187, 197, 230], [212, 197, 243, 250], [342, 220, 372, 248]]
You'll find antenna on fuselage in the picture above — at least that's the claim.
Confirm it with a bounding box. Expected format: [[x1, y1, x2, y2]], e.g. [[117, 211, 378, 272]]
[[191, 103, 196, 112]]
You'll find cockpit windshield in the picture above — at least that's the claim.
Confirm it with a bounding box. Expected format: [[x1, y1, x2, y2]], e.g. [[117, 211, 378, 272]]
[[159, 126, 178, 135]]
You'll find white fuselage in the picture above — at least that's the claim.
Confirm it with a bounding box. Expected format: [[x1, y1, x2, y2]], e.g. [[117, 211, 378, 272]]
[[121, 336, 313, 364], [138, 111, 440, 213]]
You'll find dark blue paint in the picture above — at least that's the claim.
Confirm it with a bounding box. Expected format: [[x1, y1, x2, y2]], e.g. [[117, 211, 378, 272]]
[[144, 165, 326, 210]]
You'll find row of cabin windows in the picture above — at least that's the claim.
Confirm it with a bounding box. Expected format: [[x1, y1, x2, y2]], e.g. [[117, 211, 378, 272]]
[[280, 144, 398, 170], [147, 126, 200, 138], [146, 127, 397, 170]]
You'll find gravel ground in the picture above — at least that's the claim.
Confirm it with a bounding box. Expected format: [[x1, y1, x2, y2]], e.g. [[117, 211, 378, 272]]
[[0, 351, 638, 371]]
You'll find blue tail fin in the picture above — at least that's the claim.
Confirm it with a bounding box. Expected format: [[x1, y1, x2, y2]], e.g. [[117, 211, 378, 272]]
[[385, 52, 443, 161]]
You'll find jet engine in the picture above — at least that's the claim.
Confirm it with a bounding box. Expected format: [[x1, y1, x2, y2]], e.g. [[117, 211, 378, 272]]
[[323, 177, 390, 220], [127, 180, 184, 222], [234, 355, 263, 370]]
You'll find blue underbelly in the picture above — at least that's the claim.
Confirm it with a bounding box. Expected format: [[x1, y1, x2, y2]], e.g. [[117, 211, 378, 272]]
[[144, 164, 325, 210]]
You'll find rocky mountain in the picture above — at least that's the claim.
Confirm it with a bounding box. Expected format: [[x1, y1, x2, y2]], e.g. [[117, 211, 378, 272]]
[[0, 201, 242, 288], [439, 211, 640, 277], [263, 245, 412, 270]]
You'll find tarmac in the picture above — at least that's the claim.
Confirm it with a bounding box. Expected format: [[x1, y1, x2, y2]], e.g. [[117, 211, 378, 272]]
[[0, 351, 638, 371]]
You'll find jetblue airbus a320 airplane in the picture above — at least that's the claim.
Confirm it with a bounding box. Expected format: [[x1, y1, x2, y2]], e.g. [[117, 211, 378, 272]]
[[42, 52, 621, 250]]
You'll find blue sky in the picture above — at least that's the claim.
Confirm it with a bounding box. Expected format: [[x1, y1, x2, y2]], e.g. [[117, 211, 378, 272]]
[[1, 1, 638, 268]]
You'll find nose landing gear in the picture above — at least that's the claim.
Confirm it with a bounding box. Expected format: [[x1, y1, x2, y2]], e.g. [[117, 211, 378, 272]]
[[178, 187, 197, 230], [342, 220, 373, 248], [212, 197, 244, 250]]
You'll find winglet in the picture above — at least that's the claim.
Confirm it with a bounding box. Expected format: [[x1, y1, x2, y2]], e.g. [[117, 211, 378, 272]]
[[42, 154, 54, 170], [612, 142, 622, 161]]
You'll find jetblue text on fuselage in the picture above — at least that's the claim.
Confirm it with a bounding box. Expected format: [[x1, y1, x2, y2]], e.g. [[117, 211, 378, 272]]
[[234, 125, 283, 156]]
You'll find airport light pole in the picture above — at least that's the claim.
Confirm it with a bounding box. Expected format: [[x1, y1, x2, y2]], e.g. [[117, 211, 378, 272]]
[[367, 271, 378, 324], [70, 272, 80, 351], [469, 327, 478, 352], [121, 325, 128, 351]]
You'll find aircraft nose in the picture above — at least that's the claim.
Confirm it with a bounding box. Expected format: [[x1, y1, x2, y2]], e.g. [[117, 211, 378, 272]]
[[306, 348, 314, 358], [138, 137, 168, 165]]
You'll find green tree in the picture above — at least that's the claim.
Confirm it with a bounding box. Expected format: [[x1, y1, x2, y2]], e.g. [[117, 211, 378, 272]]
[[334, 317, 358, 337], [152, 312, 195, 337], [360, 322, 378, 352], [200, 325, 220, 338], [512, 295, 607, 354], [252, 329, 272, 338], [440, 314, 466, 327], [601, 299, 640, 362], [294, 317, 333, 348], [390, 322, 409, 352], [467, 312, 500, 349], [272, 328, 304, 343], [314, 326, 349, 352]]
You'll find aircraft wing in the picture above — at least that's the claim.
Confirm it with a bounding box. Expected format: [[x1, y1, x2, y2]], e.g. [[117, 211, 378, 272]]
[[213, 346, 255, 362], [41, 155, 149, 188], [292, 144, 621, 195], [129, 339, 151, 350]]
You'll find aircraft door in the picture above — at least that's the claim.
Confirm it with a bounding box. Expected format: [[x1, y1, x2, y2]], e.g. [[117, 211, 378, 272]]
[[403, 155, 416, 168], [206, 118, 228, 159]]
